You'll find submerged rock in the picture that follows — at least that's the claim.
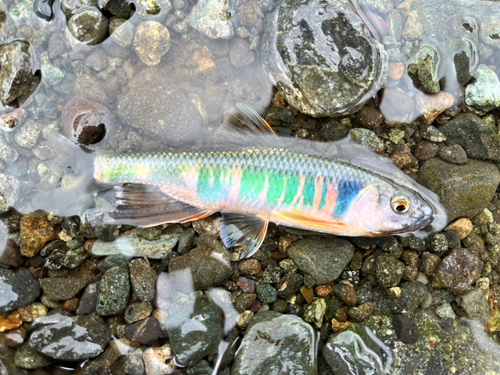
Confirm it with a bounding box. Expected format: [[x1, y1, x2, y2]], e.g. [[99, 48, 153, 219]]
[[190, 0, 234, 39], [67, 8, 109, 45], [133, 21, 171, 66], [407, 44, 440, 94], [231, 312, 316, 375], [465, 64, 500, 112], [261, 0, 388, 117]]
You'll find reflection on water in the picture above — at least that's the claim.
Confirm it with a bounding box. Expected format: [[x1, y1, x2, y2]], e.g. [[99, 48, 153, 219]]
[[0, 0, 499, 373]]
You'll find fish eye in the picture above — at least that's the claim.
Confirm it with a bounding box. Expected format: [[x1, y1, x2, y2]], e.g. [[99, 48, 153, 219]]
[[391, 196, 410, 214]]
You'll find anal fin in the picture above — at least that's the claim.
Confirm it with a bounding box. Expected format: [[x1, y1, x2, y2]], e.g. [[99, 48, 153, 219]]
[[97, 184, 212, 227], [220, 213, 268, 259]]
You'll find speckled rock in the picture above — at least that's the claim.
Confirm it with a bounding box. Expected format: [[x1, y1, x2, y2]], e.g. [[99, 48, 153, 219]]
[[387, 281, 427, 314], [376, 254, 405, 288], [439, 144, 468, 165], [0, 174, 20, 213], [349, 302, 375, 322], [439, 113, 500, 161], [302, 298, 326, 328], [355, 106, 384, 133], [166, 295, 223, 367], [169, 234, 232, 290], [17, 303, 48, 322], [255, 283, 277, 304], [14, 119, 40, 148], [142, 344, 176, 375], [96, 266, 130, 316], [29, 313, 109, 361], [261, 0, 387, 117], [20, 214, 55, 258], [133, 21, 171, 66], [118, 68, 203, 143], [128, 258, 157, 302], [456, 288, 489, 324], [124, 348, 145, 375], [39, 278, 88, 301], [436, 249, 481, 293], [407, 44, 440, 93], [125, 302, 153, 324], [465, 64, 500, 112], [231, 312, 316, 375], [0, 269, 41, 314], [67, 8, 109, 45], [190, 0, 234, 39], [15, 342, 54, 369], [288, 238, 355, 284], [349, 128, 385, 153], [417, 158, 500, 222]]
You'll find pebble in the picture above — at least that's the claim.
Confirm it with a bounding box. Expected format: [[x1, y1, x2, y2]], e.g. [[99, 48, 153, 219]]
[[20, 214, 55, 258], [256, 283, 277, 304], [129, 258, 157, 302], [0, 311, 22, 332], [388, 62, 405, 80], [39, 277, 88, 301], [379, 89, 415, 123], [414, 141, 439, 160], [67, 8, 109, 45], [444, 218, 473, 240], [5, 326, 26, 348], [349, 128, 385, 153], [125, 302, 153, 324], [439, 113, 500, 161], [387, 281, 427, 314], [0, 239, 23, 268], [439, 144, 468, 165], [169, 234, 232, 290], [348, 302, 375, 322], [142, 344, 177, 375], [277, 273, 304, 300], [133, 21, 171, 66], [237, 310, 254, 329], [376, 254, 406, 288], [393, 314, 419, 344], [0, 268, 41, 314], [17, 303, 47, 322], [288, 239, 355, 284], [415, 91, 455, 124], [234, 293, 257, 312], [14, 119, 40, 148], [435, 302, 456, 319], [189, 0, 234, 39], [124, 348, 145, 375], [456, 288, 489, 324], [166, 295, 223, 367], [238, 259, 261, 276], [97, 266, 130, 316], [236, 277, 255, 293], [29, 313, 108, 360], [407, 44, 440, 93], [417, 158, 500, 222], [436, 249, 481, 293], [402, 11, 424, 40], [422, 252, 441, 275], [261, 264, 281, 283], [302, 298, 326, 328], [125, 317, 161, 345], [338, 285, 357, 306], [465, 64, 500, 112], [232, 312, 316, 374], [355, 106, 384, 133], [15, 341, 54, 369]]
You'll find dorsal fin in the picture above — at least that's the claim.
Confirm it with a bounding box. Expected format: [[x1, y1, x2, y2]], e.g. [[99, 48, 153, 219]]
[[215, 103, 284, 148]]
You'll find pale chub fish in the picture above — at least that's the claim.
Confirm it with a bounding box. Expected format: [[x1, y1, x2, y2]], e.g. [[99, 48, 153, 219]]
[[40, 104, 447, 258]]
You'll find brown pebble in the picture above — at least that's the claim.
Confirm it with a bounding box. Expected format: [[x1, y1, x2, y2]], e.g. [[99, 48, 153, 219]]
[[315, 283, 333, 297], [331, 318, 351, 332], [414, 141, 439, 160], [388, 62, 405, 80], [239, 259, 261, 276], [335, 305, 349, 322], [0, 311, 22, 332], [272, 251, 288, 261], [4, 326, 26, 348], [300, 285, 314, 304], [444, 218, 473, 240], [20, 214, 55, 258], [339, 285, 357, 306], [415, 91, 455, 125], [63, 298, 80, 312], [278, 236, 293, 253], [355, 106, 383, 133]]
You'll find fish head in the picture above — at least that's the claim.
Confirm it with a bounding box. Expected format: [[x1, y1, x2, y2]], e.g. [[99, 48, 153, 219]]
[[349, 183, 439, 236]]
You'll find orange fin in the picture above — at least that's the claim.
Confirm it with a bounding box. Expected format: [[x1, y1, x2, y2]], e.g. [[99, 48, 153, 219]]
[[272, 209, 347, 233]]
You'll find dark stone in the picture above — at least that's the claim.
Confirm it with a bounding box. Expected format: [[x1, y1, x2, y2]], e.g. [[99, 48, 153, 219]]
[[15, 342, 53, 369], [319, 120, 350, 141], [387, 281, 427, 314], [439, 144, 468, 165], [29, 313, 106, 360], [0, 239, 23, 268], [288, 238, 355, 284], [348, 302, 375, 322], [255, 283, 277, 304], [376, 254, 405, 288], [123, 348, 144, 375], [407, 44, 440, 93], [76, 281, 99, 315], [439, 113, 500, 161], [101, 0, 133, 18], [34, 0, 55, 21], [355, 106, 384, 133], [128, 258, 157, 302], [166, 295, 223, 367], [393, 314, 419, 344], [39, 278, 88, 301], [234, 293, 257, 312], [73, 312, 112, 349], [417, 158, 500, 222], [414, 141, 439, 161], [67, 8, 109, 45], [261, 0, 387, 117], [97, 254, 128, 273], [125, 317, 161, 345], [0, 268, 41, 314], [96, 266, 130, 316], [277, 273, 303, 300], [169, 234, 232, 291], [232, 313, 316, 375]]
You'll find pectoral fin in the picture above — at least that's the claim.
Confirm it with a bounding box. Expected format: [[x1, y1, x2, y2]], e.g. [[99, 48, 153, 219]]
[[99, 184, 212, 227], [220, 213, 268, 259], [272, 208, 347, 233]]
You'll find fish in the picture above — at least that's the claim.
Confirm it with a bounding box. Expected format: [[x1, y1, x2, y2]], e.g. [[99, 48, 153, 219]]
[[39, 104, 447, 258]]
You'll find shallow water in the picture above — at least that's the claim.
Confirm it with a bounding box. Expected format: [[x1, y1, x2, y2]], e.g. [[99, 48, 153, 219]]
[[0, 0, 500, 373]]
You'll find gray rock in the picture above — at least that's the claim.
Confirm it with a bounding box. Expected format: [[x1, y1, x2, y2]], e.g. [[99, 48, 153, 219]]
[[288, 238, 355, 284], [190, 0, 233, 39], [261, 0, 387, 117], [407, 44, 440, 93], [0, 268, 41, 314], [14, 119, 40, 148], [67, 8, 109, 45], [255, 283, 277, 304], [417, 158, 500, 222], [0, 173, 20, 213], [129, 258, 157, 302], [76, 281, 99, 315], [231, 312, 316, 375], [166, 295, 223, 367], [376, 254, 405, 288], [230, 38, 255, 67], [465, 64, 500, 112], [73, 312, 112, 349], [456, 288, 489, 324], [169, 234, 232, 290], [322, 323, 386, 375], [29, 313, 107, 361], [117, 68, 203, 144], [92, 229, 179, 259], [349, 128, 385, 153], [439, 113, 500, 161], [479, 18, 500, 49], [387, 281, 427, 314], [439, 144, 468, 165], [96, 266, 130, 316], [393, 314, 419, 344], [39, 278, 88, 301], [124, 348, 144, 375]]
